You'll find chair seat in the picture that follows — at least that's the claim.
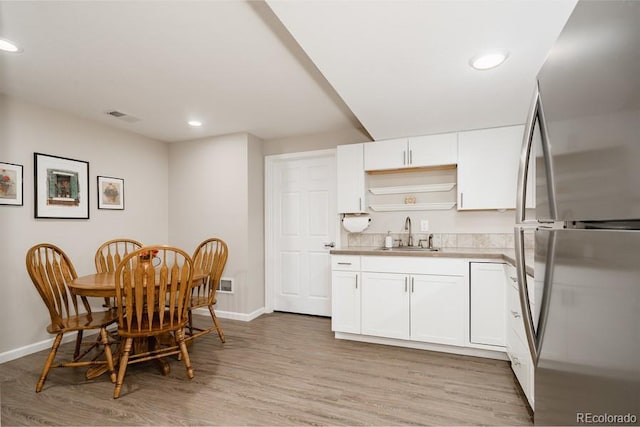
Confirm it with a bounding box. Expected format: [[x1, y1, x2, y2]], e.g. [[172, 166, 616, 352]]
[[190, 295, 216, 309], [46, 310, 118, 334], [118, 311, 187, 338]]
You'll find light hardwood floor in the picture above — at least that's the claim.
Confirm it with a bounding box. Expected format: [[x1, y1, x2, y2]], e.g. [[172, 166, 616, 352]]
[[0, 312, 533, 426]]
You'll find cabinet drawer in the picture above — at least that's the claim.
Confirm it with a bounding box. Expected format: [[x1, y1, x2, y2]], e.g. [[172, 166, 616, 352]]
[[507, 325, 534, 407], [331, 255, 361, 271], [361, 256, 465, 276]]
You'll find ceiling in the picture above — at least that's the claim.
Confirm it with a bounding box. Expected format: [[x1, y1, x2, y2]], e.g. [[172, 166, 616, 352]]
[[0, 0, 577, 143]]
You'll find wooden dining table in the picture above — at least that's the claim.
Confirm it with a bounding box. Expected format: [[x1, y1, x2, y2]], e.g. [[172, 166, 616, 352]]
[[69, 270, 205, 378]]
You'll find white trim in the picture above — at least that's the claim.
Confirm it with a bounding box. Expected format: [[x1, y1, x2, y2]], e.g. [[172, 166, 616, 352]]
[[264, 149, 338, 314], [0, 330, 98, 364], [334, 332, 508, 361], [192, 307, 264, 322]]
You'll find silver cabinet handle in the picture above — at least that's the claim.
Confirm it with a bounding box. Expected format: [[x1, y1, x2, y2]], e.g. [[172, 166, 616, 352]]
[[460, 192, 464, 209], [359, 197, 362, 211], [324, 242, 336, 248], [355, 274, 358, 289], [409, 149, 413, 165], [411, 277, 414, 293], [337, 262, 351, 265], [404, 276, 408, 292], [403, 150, 406, 165]]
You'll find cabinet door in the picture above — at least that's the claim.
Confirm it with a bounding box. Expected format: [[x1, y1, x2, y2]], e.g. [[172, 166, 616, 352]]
[[470, 262, 506, 347], [408, 132, 458, 168], [457, 125, 524, 210], [336, 144, 365, 213], [363, 138, 408, 171], [410, 274, 466, 346], [331, 271, 361, 333], [361, 272, 409, 339]]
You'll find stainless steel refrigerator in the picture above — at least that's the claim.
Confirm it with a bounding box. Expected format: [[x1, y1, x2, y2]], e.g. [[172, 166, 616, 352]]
[[514, 1, 640, 425]]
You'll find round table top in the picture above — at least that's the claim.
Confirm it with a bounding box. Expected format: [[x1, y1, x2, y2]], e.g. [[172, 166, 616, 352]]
[[69, 271, 206, 298]]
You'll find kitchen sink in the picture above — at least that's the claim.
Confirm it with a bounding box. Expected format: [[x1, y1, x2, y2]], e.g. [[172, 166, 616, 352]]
[[378, 246, 440, 252]]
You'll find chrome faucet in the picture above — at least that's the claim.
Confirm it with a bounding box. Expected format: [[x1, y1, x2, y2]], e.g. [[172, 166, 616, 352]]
[[404, 216, 413, 247]]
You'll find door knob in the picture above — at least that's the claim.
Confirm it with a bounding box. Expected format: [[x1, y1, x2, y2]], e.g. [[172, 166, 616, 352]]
[[323, 242, 336, 248]]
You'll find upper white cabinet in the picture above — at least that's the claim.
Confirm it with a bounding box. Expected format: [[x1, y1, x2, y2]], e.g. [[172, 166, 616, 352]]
[[457, 125, 527, 210], [336, 143, 366, 213], [364, 133, 457, 171]]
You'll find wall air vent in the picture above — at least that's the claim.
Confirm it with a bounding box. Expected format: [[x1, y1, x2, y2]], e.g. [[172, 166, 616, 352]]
[[105, 110, 140, 123]]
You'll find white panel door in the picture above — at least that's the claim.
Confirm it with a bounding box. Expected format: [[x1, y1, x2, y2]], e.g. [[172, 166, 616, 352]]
[[274, 153, 336, 316]]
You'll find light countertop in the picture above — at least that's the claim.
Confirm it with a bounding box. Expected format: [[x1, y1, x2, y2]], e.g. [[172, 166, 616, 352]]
[[331, 246, 535, 276]]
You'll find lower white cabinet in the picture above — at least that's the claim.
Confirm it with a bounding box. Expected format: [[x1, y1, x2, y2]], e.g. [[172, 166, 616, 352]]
[[505, 263, 535, 408], [331, 255, 361, 334], [470, 262, 506, 347], [331, 270, 361, 334], [361, 272, 409, 339], [360, 258, 467, 346]]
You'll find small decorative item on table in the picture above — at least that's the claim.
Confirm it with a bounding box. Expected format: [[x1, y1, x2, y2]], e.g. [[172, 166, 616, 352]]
[[404, 194, 416, 204]]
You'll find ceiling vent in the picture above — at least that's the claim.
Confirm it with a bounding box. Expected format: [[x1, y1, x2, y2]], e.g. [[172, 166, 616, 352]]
[[106, 110, 140, 123]]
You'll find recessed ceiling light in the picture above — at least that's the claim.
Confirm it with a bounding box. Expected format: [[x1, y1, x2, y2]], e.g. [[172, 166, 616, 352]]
[[188, 120, 202, 127], [0, 38, 21, 53], [470, 52, 508, 70]]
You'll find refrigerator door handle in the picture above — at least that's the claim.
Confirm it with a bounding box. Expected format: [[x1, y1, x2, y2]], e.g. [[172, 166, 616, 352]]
[[516, 83, 558, 224], [515, 227, 556, 366], [514, 227, 539, 364], [516, 87, 538, 224]]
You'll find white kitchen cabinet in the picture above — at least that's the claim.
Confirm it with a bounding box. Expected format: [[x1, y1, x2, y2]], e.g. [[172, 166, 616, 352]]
[[470, 262, 507, 347], [336, 143, 366, 213], [410, 274, 466, 346], [457, 125, 527, 210], [360, 256, 467, 345], [407, 133, 458, 168], [364, 133, 457, 171], [505, 264, 535, 408], [331, 255, 361, 334], [361, 272, 409, 340]]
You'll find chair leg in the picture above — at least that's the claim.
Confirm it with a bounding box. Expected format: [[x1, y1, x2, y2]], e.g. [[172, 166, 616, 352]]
[[36, 333, 63, 393], [187, 309, 194, 337], [209, 305, 225, 343], [73, 330, 84, 360], [100, 328, 117, 383], [113, 337, 133, 399], [175, 329, 194, 379]]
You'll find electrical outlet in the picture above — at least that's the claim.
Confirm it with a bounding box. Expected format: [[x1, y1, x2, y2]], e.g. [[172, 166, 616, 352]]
[[420, 220, 429, 232]]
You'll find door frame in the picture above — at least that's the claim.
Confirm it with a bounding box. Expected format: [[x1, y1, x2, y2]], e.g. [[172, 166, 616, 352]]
[[264, 148, 337, 314]]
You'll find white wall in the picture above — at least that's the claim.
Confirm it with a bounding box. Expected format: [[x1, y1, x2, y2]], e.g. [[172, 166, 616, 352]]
[[168, 133, 265, 318], [0, 95, 169, 357], [263, 127, 370, 156]]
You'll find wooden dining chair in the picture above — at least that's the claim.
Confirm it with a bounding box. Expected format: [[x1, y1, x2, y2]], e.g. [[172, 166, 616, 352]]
[[25, 243, 117, 392], [188, 238, 228, 343], [112, 245, 195, 399], [95, 238, 143, 308]]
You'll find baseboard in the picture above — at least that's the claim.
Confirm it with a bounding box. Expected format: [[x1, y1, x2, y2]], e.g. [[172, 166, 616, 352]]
[[334, 332, 508, 361], [2, 308, 266, 364], [0, 330, 99, 364], [192, 307, 265, 322]]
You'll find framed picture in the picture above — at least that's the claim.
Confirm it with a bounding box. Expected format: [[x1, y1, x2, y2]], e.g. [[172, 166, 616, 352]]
[[97, 176, 124, 210], [0, 162, 24, 206], [34, 153, 89, 219]]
